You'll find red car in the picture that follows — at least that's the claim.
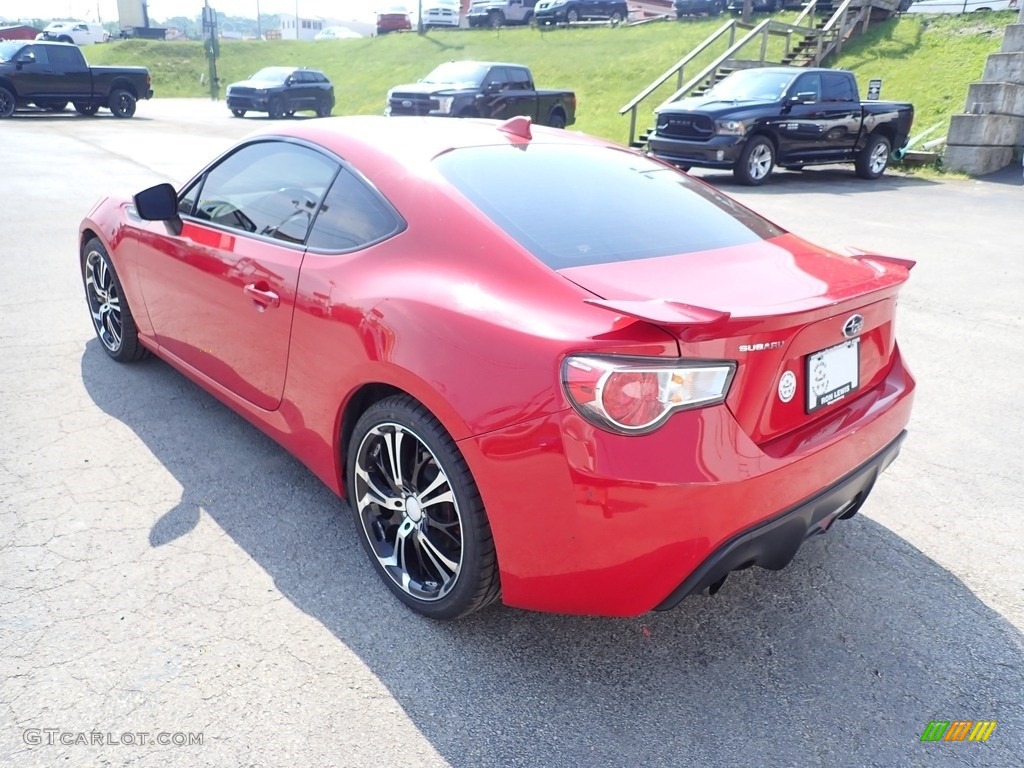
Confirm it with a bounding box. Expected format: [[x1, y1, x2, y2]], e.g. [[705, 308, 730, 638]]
[[79, 116, 915, 620], [376, 7, 412, 34]]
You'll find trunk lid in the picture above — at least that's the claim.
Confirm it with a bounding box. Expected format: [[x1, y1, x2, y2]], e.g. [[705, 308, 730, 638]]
[[559, 234, 913, 444]]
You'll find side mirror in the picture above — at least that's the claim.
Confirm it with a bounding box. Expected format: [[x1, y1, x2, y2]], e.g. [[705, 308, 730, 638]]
[[16, 53, 35, 65], [285, 77, 295, 86], [134, 183, 182, 233], [485, 82, 503, 94]]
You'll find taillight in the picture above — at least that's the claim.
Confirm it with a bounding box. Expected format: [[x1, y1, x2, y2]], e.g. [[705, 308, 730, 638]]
[[562, 355, 735, 435]]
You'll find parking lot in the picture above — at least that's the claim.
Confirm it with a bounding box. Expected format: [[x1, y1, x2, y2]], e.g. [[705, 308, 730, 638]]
[[1, 99, 1022, 767]]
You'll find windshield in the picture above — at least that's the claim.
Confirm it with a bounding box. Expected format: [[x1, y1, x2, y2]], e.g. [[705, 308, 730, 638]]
[[248, 67, 292, 84], [704, 69, 797, 101], [422, 62, 489, 86], [435, 145, 782, 269], [0, 42, 25, 61]]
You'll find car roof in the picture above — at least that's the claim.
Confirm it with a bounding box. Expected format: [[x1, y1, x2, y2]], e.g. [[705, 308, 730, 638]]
[[247, 116, 609, 169]]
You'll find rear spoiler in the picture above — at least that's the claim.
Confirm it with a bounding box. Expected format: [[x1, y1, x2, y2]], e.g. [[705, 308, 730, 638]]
[[847, 252, 917, 272], [584, 299, 731, 342]]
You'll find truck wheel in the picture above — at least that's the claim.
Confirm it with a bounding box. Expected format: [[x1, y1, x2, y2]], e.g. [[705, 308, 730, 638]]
[[268, 97, 286, 119], [855, 134, 891, 180], [0, 87, 16, 118], [74, 101, 99, 116], [231, 108, 246, 117], [610, 10, 623, 23], [567, 8, 581, 22], [316, 97, 332, 117], [734, 136, 775, 186], [58, 35, 74, 43], [109, 89, 137, 118], [488, 10, 504, 27], [548, 110, 566, 129]]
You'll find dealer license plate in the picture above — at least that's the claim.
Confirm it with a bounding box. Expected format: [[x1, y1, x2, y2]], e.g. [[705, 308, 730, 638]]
[[806, 338, 860, 413]]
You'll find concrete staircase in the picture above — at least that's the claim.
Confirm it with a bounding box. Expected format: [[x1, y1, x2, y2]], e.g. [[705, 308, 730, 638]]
[[944, 23, 1024, 176]]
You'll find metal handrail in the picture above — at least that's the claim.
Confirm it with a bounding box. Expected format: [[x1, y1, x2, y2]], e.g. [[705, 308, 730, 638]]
[[619, 20, 737, 116], [657, 19, 773, 110]]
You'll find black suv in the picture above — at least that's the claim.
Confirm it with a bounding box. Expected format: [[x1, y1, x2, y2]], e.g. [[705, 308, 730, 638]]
[[534, 0, 629, 24], [226, 67, 334, 119]]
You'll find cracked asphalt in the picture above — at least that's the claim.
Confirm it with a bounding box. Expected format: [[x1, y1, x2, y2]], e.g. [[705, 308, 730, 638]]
[[1, 99, 1021, 768]]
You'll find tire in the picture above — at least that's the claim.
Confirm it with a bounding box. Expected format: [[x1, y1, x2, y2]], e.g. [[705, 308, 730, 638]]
[[231, 108, 246, 117], [610, 10, 623, 23], [58, 35, 73, 43], [488, 10, 504, 27], [567, 8, 580, 22], [108, 89, 137, 118], [855, 133, 891, 180], [347, 395, 501, 620], [0, 86, 15, 118], [284, 110, 295, 118], [81, 237, 148, 363], [315, 97, 332, 117], [734, 135, 775, 185], [268, 97, 286, 119], [74, 101, 99, 116], [547, 110, 566, 129]]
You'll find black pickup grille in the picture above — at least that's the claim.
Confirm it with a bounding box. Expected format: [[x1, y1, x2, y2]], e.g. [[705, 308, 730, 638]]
[[389, 93, 436, 116], [656, 113, 715, 141]]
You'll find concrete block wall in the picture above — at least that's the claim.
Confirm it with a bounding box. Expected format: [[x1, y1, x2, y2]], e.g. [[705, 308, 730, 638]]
[[943, 23, 1024, 176]]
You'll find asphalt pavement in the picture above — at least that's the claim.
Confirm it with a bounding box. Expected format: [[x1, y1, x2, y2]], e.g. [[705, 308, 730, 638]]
[[1, 99, 1021, 768]]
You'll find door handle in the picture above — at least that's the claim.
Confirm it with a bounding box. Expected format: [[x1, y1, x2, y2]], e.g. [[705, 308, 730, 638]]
[[244, 283, 280, 309]]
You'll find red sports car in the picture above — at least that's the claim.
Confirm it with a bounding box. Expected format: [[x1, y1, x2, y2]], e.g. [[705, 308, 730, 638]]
[[79, 115, 915, 620]]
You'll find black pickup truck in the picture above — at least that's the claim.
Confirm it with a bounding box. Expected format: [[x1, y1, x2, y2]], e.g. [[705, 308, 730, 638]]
[[0, 40, 152, 119], [647, 67, 914, 185], [386, 61, 576, 128]]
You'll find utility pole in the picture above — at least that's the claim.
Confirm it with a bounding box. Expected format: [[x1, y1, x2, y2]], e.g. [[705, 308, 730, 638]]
[[203, 1, 220, 101]]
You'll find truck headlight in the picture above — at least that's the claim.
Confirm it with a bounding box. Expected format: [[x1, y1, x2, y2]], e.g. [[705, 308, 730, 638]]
[[715, 119, 747, 136], [434, 96, 454, 114]]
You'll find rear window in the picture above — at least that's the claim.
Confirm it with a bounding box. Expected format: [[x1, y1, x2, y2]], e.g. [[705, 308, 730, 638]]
[[434, 144, 783, 269]]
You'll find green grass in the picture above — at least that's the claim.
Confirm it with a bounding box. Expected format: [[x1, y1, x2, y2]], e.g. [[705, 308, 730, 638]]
[[84, 13, 1020, 146]]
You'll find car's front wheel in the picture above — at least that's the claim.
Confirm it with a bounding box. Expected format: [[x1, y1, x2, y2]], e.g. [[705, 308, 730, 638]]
[[567, 8, 580, 22], [347, 395, 501, 620], [0, 86, 15, 118], [855, 133, 891, 180], [734, 135, 775, 185], [81, 237, 148, 362], [231, 108, 246, 117], [268, 97, 286, 119], [316, 97, 332, 117], [108, 89, 137, 118]]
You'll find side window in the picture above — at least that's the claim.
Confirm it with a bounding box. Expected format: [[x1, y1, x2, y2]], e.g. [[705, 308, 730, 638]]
[[306, 168, 402, 251], [509, 68, 531, 88], [49, 46, 81, 70], [484, 67, 511, 91], [188, 141, 339, 245], [822, 74, 856, 103], [792, 74, 822, 102], [23, 45, 49, 67]]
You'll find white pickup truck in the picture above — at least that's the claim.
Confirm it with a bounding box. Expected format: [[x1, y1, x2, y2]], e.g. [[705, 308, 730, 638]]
[[36, 21, 109, 46]]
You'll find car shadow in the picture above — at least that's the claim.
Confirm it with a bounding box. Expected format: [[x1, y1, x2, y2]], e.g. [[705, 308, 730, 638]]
[[10, 111, 153, 121], [81, 339, 1024, 765], [690, 166, 942, 193]]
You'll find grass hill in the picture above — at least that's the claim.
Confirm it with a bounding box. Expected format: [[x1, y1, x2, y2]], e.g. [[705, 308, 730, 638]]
[[84, 13, 1021, 147]]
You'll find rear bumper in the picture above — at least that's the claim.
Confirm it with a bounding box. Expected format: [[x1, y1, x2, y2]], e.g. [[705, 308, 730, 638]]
[[459, 348, 914, 616], [647, 132, 746, 169], [655, 429, 907, 610]]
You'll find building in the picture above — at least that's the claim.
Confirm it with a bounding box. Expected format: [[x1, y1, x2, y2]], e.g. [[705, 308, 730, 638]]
[[0, 24, 41, 40], [277, 13, 325, 40]]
